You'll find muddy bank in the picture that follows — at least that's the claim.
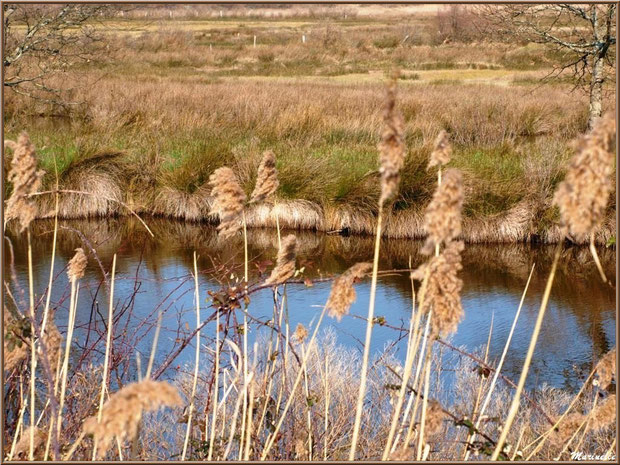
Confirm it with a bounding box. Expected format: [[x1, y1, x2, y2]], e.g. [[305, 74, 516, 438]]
[[31, 184, 615, 245]]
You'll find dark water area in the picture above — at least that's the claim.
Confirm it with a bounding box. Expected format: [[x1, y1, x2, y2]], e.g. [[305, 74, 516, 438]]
[[3, 217, 616, 392]]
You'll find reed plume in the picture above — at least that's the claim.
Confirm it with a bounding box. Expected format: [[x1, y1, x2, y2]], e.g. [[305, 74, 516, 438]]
[[208, 166, 247, 239], [378, 78, 406, 208], [325, 262, 372, 321], [428, 130, 452, 169], [42, 318, 62, 380], [411, 241, 465, 337], [265, 234, 297, 285], [294, 323, 308, 344], [422, 168, 463, 255], [425, 399, 447, 436], [250, 150, 279, 204], [553, 113, 615, 241], [4, 132, 45, 232], [67, 248, 87, 282], [83, 379, 182, 459]]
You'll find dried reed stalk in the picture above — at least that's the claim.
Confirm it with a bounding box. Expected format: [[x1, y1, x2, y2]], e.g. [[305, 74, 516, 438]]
[[491, 244, 562, 460], [350, 76, 406, 460], [463, 264, 536, 460], [181, 252, 201, 460], [207, 307, 221, 461], [92, 254, 117, 460], [382, 282, 418, 459]]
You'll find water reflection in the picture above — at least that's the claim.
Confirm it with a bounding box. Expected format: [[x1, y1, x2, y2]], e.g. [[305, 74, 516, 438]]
[[4, 218, 616, 391]]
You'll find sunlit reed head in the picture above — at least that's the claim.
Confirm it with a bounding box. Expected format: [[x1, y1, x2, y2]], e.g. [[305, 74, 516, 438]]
[[43, 317, 62, 380], [411, 240, 464, 337], [294, 323, 308, 344], [428, 130, 452, 169], [326, 262, 372, 321], [553, 113, 616, 241], [422, 168, 463, 255], [4, 132, 45, 232], [378, 78, 406, 208], [250, 150, 279, 204], [208, 166, 247, 239], [425, 399, 447, 436], [67, 247, 88, 282]]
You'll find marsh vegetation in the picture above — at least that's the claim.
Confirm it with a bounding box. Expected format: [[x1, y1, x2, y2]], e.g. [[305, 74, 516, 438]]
[[2, 3, 617, 462]]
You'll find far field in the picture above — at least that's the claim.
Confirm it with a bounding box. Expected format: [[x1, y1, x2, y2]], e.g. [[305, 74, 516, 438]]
[[3, 6, 616, 243]]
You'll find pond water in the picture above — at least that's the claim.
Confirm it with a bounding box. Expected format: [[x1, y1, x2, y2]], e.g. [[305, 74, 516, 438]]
[[3, 217, 616, 392]]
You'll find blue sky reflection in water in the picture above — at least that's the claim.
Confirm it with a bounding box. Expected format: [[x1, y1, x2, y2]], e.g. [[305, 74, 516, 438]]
[[4, 218, 615, 394]]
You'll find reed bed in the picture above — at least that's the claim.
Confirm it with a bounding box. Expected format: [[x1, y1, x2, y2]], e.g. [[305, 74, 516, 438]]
[[2, 82, 616, 463]]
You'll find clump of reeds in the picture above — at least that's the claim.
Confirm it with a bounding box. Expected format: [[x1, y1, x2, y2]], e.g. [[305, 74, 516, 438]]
[[325, 262, 372, 321], [264, 234, 297, 285], [411, 240, 465, 337], [83, 379, 182, 459], [250, 150, 279, 204], [208, 167, 247, 239], [428, 130, 452, 169], [67, 247, 88, 281], [4, 132, 45, 232], [553, 113, 615, 241], [421, 168, 463, 255], [378, 76, 406, 208]]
